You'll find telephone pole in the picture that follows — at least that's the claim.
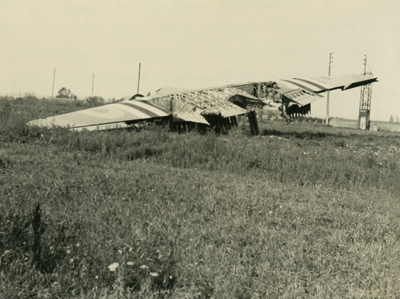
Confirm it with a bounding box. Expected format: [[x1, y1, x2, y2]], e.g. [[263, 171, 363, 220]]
[[137, 63, 141, 94], [326, 52, 333, 125], [92, 73, 94, 97], [51, 68, 56, 99]]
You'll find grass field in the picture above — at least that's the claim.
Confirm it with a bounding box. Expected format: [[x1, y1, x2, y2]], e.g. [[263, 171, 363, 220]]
[[1, 96, 400, 298]]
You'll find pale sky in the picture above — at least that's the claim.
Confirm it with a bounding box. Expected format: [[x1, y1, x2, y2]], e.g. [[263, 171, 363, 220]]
[[1, 0, 399, 120]]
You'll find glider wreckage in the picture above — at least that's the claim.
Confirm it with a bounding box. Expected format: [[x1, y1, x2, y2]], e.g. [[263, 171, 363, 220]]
[[28, 74, 377, 134]]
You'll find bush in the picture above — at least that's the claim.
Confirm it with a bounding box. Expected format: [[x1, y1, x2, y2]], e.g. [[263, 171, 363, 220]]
[[84, 96, 105, 106]]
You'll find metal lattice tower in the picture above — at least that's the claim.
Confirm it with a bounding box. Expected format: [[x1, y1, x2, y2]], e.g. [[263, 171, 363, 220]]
[[358, 55, 373, 130]]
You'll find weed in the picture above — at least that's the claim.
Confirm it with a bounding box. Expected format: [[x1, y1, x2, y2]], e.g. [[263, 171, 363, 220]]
[[31, 202, 45, 271]]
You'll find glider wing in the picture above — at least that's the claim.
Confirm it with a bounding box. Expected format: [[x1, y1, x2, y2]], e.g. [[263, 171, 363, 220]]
[[28, 87, 254, 130], [275, 74, 378, 106]]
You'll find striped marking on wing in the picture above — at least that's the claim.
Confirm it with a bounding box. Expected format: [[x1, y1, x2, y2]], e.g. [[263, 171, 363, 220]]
[[292, 78, 332, 91], [274, 79, 302, 91], [77, 103, 151, 120], [280, 79, 322, 94], [119, 103, 160, 119], [110, 103, 154, 119], [121, 100, 169, 118]]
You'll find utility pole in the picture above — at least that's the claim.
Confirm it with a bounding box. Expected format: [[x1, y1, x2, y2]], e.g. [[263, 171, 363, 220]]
[[51, 68, 56, 99], [137, 63, 141, 94], [92, 73, 94, 97], [326, 52, 333, 125]]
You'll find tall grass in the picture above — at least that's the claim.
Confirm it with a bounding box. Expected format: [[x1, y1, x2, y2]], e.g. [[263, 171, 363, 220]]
[[1, 96, 400, 298], [8, 124, 397, 194]]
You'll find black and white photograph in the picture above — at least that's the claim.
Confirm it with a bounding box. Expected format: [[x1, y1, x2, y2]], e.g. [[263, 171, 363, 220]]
[[1, 1, 399, 297]]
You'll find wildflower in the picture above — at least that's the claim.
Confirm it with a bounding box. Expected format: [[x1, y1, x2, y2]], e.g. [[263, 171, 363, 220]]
[[108, 263, 119, 272], [118, 249, 123, 255], [140, 265, 149, 269], [150, 272, 159, 277], [66, 249, 71, 254], [95, 275, 99, 279]]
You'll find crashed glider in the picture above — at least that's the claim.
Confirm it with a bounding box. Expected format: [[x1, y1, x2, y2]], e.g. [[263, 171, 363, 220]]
[[28, 74, 377, 131]]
